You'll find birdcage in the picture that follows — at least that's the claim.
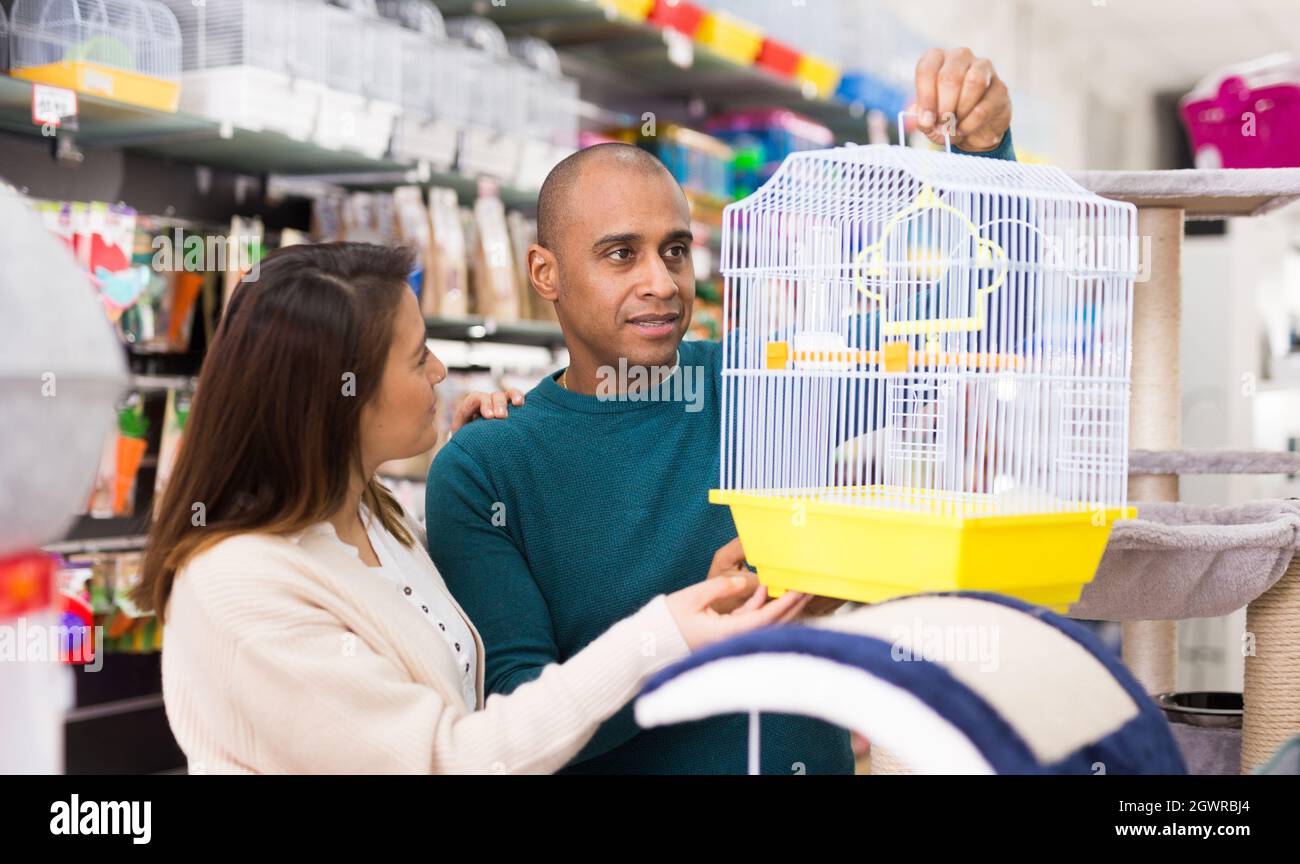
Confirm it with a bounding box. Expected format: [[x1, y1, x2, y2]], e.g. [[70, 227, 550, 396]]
[[714, 137, 1138, 611], [507, 36, 579, 189], [312, 0, 401, 158], [9, 0, 181, 112], [446, 16, 528, 180], [160, 0, 324, 140], [380, 0, 466, 169], [1, 5, 10, 72]]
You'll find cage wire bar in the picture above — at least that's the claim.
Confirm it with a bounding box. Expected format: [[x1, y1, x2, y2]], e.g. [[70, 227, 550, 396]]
[[719, 145, 1138, 520]]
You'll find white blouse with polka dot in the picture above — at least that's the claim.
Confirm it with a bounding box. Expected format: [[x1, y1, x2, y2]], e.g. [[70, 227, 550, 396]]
[[358, 506, 479, 710]]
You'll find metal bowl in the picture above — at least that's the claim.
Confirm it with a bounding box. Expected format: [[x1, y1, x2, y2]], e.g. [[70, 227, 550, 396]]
[[1157, 691, 1244, 729]]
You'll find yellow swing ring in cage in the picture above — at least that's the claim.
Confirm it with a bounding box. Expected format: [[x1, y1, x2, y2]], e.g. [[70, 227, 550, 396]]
[[853, 184, 1009, 338]]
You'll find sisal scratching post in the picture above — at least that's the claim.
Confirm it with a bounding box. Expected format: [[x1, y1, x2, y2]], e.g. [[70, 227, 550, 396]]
[[1122, 207, 1184, 697], [1242, 556, 1300, 772]]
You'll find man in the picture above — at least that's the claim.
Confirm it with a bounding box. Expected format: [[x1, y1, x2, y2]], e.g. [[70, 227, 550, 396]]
[[427, 48, 1017, 773]]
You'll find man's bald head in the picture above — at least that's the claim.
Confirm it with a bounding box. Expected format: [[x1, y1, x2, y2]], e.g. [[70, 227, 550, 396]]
[[536, 143, 679, 251]]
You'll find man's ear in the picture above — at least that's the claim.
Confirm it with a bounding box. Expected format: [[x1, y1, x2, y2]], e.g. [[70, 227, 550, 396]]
[[527, 243, 560, 303]]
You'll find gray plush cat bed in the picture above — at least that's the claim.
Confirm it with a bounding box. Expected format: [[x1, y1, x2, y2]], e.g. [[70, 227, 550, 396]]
[[1060, 454, 1300, 773], [1071, 499, 1300, 621]]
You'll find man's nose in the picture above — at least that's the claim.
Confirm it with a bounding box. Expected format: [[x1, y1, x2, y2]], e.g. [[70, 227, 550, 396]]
[[639, 256, 679, 300]]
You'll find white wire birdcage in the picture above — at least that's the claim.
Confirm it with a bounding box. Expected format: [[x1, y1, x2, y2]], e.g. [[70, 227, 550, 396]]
[[311, 0, 400, 158], [9, 0, 182, 111], [1, 5, 10, 72], [159, 0, 323, 139], [446, 15, 527, 179], [380, 0, 466, 168], [506, 35, 579, 189], [713, 131, 1139, 609], [508, 36, 579, 149]]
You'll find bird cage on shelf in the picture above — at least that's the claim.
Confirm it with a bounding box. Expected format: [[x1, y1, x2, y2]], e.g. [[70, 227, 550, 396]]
[[160, 0, 323, 140], [1, 5, 9, 72], [314, 0, 400, 158], [714, 140, 1138, 611], [379, 0, 464, 170], [446, 15, 527, 181], [9, 0, 182, 112], [508, 36, 579, 190]]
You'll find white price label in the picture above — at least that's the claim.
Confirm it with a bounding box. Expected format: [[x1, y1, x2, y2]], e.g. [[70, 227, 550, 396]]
[[31, 85, 78, 128]]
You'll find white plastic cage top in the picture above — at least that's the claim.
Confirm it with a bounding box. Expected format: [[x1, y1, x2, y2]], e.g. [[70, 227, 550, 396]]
[[718, 144, 1138, 517], [160, 0, 324, 82], [509, 35, 579, 149], [446, 15, 528, 135], [9, 0, 181, 80], [377, 0, 470, 125], [321, 0, 401, 104]]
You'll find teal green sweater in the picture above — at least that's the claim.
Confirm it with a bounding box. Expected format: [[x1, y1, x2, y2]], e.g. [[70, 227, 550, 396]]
[[427, 136, 1016, 774], [427, 339, 855, 774]]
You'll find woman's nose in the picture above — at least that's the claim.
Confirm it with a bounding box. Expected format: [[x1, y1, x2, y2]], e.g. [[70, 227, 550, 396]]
[[429, 351, 447, 385]]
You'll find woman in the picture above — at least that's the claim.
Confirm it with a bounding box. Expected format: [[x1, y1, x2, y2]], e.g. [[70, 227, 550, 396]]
[[134, 242, 807, 774]]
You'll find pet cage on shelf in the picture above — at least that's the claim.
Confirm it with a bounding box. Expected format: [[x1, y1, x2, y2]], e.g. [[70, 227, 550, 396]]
[[160, 0, 325, 140], [508, 35, 580, 190], [1, 5, 9, 72], [313, 0, 401, 158], [446, 15, 528, 181], [379, 0, 466, 170], [714, 134, 1139, 611], [9, 0, 182, 112]]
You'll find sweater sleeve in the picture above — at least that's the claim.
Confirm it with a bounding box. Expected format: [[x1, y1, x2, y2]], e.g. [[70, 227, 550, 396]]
[[954, 128, 1016, 161], [172, 564, 689, 774], [427, 436, 660, 764], [426, 437, 561, 698]]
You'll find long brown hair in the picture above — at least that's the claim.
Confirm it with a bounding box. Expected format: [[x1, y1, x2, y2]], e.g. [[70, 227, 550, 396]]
[[135, 242, 418, 620]]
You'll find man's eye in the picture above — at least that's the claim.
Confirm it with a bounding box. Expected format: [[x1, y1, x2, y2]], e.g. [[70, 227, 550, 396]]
[[665, 244, 688, 258], [609, 248, 632, 261]]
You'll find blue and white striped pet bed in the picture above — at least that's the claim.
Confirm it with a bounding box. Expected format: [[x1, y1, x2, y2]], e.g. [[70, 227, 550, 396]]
[[635, 592, 1186, 774]]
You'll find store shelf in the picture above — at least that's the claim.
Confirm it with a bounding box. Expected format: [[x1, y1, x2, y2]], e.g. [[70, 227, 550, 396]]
[[0, 75, 537, 207], [426, 315, 566, 349], [434, 0, 873, 141]]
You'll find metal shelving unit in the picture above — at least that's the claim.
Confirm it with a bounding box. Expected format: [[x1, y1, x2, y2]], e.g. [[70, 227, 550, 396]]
[[434, 0, 874, 141]]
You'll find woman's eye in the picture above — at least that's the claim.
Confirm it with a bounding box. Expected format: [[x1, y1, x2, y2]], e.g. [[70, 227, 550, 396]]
[[418, 348, 429, 366]]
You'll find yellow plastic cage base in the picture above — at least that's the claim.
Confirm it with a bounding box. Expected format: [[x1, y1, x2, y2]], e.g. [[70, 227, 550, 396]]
[[711, 488, 1134, 612], [12, 61, 181, 113]]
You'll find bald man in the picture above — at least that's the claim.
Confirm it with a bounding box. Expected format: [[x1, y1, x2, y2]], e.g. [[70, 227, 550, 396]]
[[428, 48, 1017, 774]]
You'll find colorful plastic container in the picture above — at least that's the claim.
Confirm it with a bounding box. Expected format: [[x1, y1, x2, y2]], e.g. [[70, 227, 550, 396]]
[[1180, 53, 1300, 169], [648, 0, 705, 36], [794, 54, 840, 100], [695, 10, 762, 66]]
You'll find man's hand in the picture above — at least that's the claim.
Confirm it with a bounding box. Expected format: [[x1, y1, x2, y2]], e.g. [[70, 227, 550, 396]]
[[913, 47, 1011, 152], [705, 537, 759, 613], [450, 388, 525, 433]]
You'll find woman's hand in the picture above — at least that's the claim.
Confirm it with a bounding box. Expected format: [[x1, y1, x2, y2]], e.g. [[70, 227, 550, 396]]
[[451, 389, 525, 432], [665, 575, 811, 651]]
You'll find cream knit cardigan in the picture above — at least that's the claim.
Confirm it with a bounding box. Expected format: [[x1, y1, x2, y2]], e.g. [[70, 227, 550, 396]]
[[160, 511, 690, 774]]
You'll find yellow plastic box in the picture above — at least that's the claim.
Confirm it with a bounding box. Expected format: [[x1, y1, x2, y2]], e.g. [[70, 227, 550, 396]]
[[794, 54, 841, 100], [12, 61, 180, 113], [696, 12, 763, 66], [712, 488, 1133, 612]]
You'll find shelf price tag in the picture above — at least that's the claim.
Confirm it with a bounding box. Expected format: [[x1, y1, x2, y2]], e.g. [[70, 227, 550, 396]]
[[31, 84, 78, 133]]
